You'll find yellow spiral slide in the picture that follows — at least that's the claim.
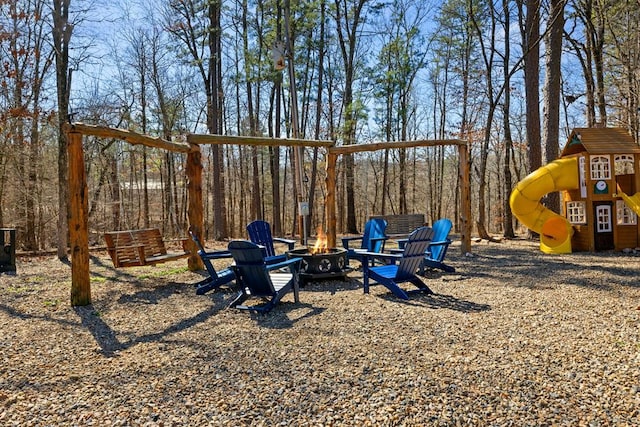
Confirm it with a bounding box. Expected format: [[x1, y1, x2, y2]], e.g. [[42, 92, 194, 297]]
[[509, 157, 579, 254], [616, 191, 640, 216]]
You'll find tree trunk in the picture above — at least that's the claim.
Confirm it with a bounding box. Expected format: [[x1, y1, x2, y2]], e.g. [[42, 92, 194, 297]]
[[334, 0, 367, 234], [543, 0, 565, 214], [502, 0, 515, 238], [209, 1, 228, 239], [523, 0, 541, 174], [53, 0, 72, 260], [307, 0, 326, 235]]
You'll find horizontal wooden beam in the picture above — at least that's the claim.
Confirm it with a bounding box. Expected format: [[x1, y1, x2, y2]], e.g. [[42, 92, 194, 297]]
[[63, 122, 192, 153], [186, 133, 335, 148], [328, 139, 465, 155]]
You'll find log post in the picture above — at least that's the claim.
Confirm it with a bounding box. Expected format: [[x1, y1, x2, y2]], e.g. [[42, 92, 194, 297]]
[[458, 142, 472, 254], [68, 130, 91, 306], [186, 144, 204, 270], [325, 151, 338, 248]]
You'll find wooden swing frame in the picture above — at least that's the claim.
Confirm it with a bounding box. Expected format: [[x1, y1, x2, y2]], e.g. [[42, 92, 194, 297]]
[[65, 122, 470, 306]]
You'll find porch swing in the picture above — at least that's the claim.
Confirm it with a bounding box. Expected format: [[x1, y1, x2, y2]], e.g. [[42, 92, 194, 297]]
[[102, 191, 190, 268]]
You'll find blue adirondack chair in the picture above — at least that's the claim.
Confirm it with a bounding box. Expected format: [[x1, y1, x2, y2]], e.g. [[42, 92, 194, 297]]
[[189, 231, 235, 295], [421, 218, 455, 273], [361, 226, 434, 300], [246, 220, 296, 263], [341, 218, 388, 267], [396, 218, 455, 274], [228, 240, 302, 313]]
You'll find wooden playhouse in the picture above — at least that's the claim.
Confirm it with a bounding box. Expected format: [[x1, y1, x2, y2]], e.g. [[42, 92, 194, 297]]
[[560, 127, 640, 251]]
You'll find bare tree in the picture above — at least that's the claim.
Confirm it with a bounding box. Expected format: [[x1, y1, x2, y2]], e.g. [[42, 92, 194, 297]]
[[165, 0, 227, 239], [502, 0, 515, 238], [333, 0, 369, 233], [521, 0, 542, 174], [52, 0, 72, 258], [0, 0, 54, 250], [542, 0, 565, 213]]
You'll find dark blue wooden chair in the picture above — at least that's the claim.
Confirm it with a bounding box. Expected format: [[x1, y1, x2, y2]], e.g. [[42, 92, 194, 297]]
[[361, 226, 434, 300], [246, 220, 296, 263], [341, 218, 388, 267], [189, 231, 235, 295], [228, 240, 302, 313]]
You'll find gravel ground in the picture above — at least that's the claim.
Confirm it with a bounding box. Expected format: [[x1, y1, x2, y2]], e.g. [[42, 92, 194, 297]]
[[1, 238, 639, 426]]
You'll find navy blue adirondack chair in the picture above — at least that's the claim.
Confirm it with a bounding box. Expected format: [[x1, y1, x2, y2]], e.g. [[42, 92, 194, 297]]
[[421, 218, 455, 273], [246, 220, 296, 263], [189, 231, 235, 295], [361, 226, 434, 300], [228, 240, 302, 313], [341, 218, 388, 267]]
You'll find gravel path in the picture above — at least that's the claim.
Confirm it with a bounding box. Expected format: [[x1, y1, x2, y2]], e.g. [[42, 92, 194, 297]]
[[1, 238, 639, 426]]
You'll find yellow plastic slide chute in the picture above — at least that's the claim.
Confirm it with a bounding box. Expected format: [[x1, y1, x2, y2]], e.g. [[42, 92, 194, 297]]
[[509, 157, 579, 254], [617, 191, 640, 216]]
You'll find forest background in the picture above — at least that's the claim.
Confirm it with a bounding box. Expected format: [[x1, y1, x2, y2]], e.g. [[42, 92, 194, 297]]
[[0, 0, 638, 257]]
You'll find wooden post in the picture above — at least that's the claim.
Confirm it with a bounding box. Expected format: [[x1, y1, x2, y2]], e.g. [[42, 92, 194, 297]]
[[186, 144, 204, 270], [458, 142, 472, 254], [68, 130, 91, 306], [325, 151, 338, 248]]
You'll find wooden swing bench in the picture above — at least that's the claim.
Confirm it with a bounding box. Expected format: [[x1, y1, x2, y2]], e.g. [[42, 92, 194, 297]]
[[369, 213, 426, 238], [104, 228, 190, 268]]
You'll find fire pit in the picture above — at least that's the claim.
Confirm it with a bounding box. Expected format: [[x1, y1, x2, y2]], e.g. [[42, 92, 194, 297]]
[[286, 232, 351, 284]]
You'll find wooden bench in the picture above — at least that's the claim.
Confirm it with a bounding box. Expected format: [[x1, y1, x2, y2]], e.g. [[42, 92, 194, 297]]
[[369, 214, 426, 238], [104, 228, 190, 268]]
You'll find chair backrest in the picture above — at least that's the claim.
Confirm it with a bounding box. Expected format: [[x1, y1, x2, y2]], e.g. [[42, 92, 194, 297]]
[[430, 218, 453, 261], [228, 240, 274, 297], [189, 231, 219, 280], [246, 220, 277, 258], [361, 218, 388, 251], [396, 226, 433, 280], [189, 230, 206, 253]]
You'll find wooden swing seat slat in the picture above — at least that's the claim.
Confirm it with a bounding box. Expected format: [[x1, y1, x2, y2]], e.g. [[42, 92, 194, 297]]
[[104, 228, 190, 268]]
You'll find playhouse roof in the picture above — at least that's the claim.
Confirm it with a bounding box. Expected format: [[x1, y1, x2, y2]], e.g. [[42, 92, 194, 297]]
[[561, 127, 640, 157]]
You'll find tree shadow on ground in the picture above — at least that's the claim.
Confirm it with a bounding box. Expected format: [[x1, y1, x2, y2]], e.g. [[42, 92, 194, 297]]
[[74, 288, 233, 357], [116, 281, 201, 305], [87, 255, 141, 281], [460, 248, 640, 291]]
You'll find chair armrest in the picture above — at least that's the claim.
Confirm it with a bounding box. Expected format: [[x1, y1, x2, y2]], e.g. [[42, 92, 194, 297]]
[[264, 254, 287, 264], [199, 249, 233, 261], [358, 251, 401, 262], [342, 236, 362, 250], [266, 256, 301, 272], [273, 237, 296, 250], [370, 236, 389, 251], [428, 239, 451, 247], [396, 238, 408, 249]]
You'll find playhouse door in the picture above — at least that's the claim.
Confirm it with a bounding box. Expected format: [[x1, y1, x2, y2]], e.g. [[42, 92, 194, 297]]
[[593, 202, 614, 251]]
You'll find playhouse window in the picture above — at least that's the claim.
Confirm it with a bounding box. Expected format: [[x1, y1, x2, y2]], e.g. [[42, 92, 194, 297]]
[[567, 201, 586, 224], [617, 200, 637, 225], [590, 156, 611, 180], [579, 157, 587, 198], [614, 155, 634, 175]]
